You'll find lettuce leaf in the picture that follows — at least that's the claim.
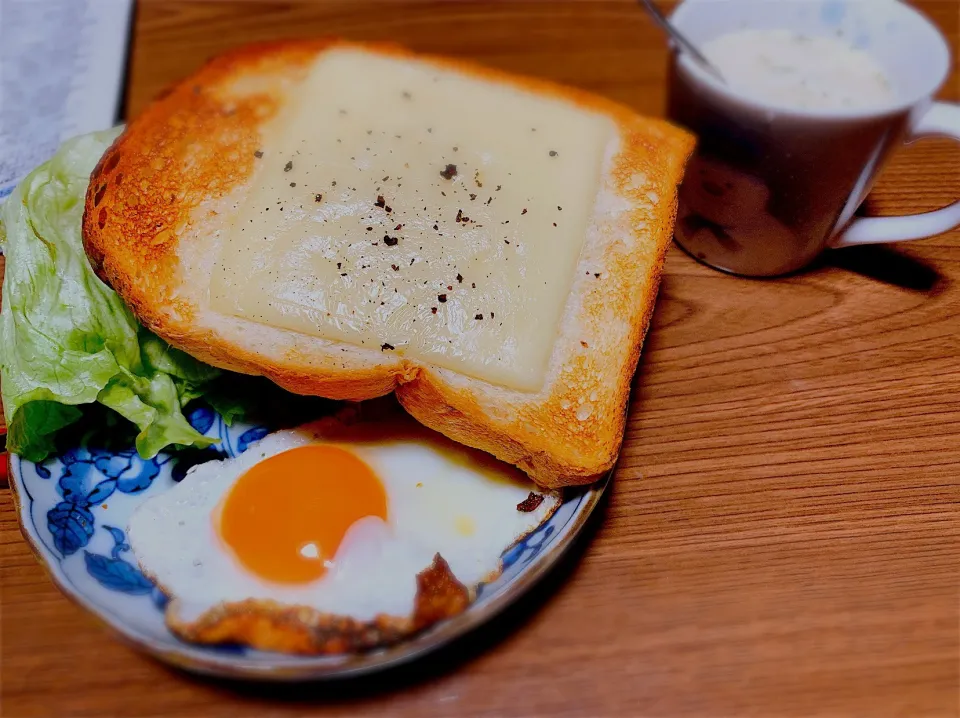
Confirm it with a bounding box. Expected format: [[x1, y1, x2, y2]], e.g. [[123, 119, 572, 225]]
[[0, 128, 220, 462]]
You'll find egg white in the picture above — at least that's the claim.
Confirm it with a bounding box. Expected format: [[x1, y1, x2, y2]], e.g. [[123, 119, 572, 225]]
[[128, 417, 560, 624]]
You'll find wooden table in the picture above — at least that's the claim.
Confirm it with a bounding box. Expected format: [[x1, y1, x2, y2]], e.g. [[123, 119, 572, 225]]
[[2, 1, 959, 715]]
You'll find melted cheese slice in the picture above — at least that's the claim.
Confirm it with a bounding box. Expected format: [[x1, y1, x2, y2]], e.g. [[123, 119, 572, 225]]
[[210, 48, 613, 391]]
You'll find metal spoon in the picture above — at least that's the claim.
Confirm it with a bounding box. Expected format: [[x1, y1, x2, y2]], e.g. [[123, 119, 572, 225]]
[[638, 0, 726, 83]]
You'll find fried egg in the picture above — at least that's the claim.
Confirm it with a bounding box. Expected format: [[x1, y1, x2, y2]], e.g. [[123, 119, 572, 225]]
[[128, 407, 560, 652]]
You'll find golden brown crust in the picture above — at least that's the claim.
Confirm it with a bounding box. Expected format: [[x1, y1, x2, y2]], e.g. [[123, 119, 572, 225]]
[[83, 40, 405, 400], [82, 40, 694, 487], [164, 554, 469, 655], [85, 40, 321, 321]]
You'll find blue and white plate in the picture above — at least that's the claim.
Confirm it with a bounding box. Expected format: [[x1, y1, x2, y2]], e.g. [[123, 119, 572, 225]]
[[9, 404, 607, 680]]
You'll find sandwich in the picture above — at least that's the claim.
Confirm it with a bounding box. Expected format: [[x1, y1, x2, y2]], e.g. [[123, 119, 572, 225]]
[[0, 39, 693, 656], [81, 40, 693, 487]]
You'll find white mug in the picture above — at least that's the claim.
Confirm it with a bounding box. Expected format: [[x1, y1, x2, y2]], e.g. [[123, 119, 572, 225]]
[[666, 0, 960, 276]]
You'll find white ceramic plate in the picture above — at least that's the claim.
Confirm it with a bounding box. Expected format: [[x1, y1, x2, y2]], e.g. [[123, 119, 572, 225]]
[[9, 403, 607, 680]]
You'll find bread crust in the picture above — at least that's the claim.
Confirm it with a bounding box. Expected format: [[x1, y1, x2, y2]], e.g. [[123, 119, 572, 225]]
[[82, 40, 694, 488]]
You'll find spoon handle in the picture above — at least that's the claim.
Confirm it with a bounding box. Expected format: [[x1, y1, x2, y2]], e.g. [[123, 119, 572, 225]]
[[639, 0, 725, 83]]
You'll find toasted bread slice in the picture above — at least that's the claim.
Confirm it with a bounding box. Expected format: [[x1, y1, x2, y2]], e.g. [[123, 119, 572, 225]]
[[82, 40, 694, 488]]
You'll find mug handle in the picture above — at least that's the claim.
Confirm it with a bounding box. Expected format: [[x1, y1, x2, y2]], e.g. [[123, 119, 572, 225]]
[[831, 101, 960, 248]]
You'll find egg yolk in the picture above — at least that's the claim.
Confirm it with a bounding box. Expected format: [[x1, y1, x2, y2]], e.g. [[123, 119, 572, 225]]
[[218, 444, 387, 584]]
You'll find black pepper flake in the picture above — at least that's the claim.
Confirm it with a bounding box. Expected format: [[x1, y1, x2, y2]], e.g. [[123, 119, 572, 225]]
[[394, 223, 403, 231], [440, 164, 457, 180], [558, 205, 563, 211], [366, 226, 373, 231], [474, 171, 482, 187], [475, 313, 483, 320], [491, 311, 495, 318], [521, 208, 527, 215], [594, 273, 601, 278], [453, 146, 459, 152], [456, 273, 463, 283], [496, 185, 501, 191], [581, 341, 589, 348], [517, 492, 545, 512], [332, 180, 337, 186], [254, 150, 264, 158], [284, 161, 293, 172], [384, 236, 399, 246], [433, 224, 439, 230], [383, 175, 389, 181], [469, 193, 477, 201], [456, 209, 463, 223], [340, 272, 348, 277], [315, 193, 323, 202], [289, 182, 297, 187], [486, 197, 493, 205], [431, 307, 438, 314], [446, 285, 453, 291], [471, 282, 476, 288], [375, 195, 386, 208], [402, 91, 412, 99], [381, 343, 395, 351], [391, 264, 399, 271], [410, 258, 415, 265], [549, 150, 558, 157], [553, 222, 557, 227], [438, 294, 447, 303]]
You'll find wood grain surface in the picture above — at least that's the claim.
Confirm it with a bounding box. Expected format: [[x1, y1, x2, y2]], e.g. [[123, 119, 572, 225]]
[[2, 1, 959, 716]]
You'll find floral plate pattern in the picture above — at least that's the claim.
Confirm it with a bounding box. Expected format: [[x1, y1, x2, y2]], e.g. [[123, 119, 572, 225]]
[[9, 405, 607, 680]]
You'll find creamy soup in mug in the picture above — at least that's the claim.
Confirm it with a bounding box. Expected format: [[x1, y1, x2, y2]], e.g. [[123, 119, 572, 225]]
[[701, 28, 896, 111]]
